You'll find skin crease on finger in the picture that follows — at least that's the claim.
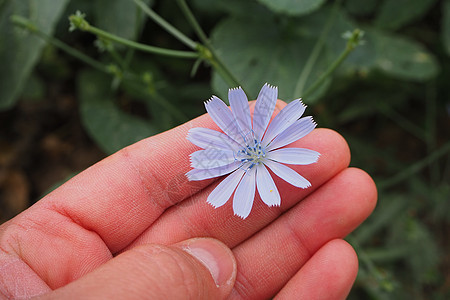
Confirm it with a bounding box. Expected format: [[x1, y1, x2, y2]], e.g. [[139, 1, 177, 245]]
[[0, 98, 377, 299]]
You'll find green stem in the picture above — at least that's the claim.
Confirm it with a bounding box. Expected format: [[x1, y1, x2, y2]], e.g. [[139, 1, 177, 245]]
[[347, 237, 390, 288], [100, 39, 128, 70], [11, 15, 109, 73], [364, 246, 412, 262], [125, 81, 188, 123], [132, 0, 197, 50], [87, 24, 197, 58], [204, 47, 242, 89], [302, 28, 363, 99], [176, 0, 242, 88], [12, 15, 189, 123], [377, 103, 427, 141], [378, 141, 450, 190], [294, 0, 342, 97], [69, 13, 198, 59], [176, 0, 209, 45], [209, 51, 242, 88], [302, 36, 357, 99], [302, 50, 348, 98]]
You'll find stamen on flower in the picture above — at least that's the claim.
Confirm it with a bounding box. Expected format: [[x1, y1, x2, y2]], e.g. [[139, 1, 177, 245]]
[[235, 131, 267, 170]]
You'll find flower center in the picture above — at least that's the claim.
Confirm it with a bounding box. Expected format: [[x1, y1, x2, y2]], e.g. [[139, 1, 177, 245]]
[[236, 138, 266, 166]]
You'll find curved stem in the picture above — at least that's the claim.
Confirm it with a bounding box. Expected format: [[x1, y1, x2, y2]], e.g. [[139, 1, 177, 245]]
[[88, 25, 198, 59], [302, 29, 363, 99], [69, 13, 198, 59], [12, 15, 190, 123], [294, 0, 342, 97], [302, 46, 351, 98], [347, 236, 393, 291], [378, 141, 450, 190], [133, 0, 197, 50], [176, 0, 242, 88], [176, 0, 209, 46], [11, 15, 109, 73]]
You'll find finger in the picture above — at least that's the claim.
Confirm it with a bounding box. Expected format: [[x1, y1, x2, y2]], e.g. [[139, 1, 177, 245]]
[[39, 238, 236, 300], [35, 111, 216, 251], [9, 100, 286, 253], [230, 168, 377, 299], [126, 128, 351, 248], [275, 239, 358, 300], [0, 101, 285, 289]]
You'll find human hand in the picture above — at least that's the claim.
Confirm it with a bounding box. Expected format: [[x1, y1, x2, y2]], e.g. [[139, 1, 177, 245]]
[[0, 100, 377, 299]]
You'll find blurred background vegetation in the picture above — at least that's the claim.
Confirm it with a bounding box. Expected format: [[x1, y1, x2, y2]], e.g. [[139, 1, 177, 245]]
[[0, 0, 449, 298]]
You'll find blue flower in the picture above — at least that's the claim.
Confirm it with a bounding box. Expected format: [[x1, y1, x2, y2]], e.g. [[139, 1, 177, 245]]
[[186, 83, 319, 219]]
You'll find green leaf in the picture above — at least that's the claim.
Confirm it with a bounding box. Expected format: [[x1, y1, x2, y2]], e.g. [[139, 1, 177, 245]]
[[94, 0, 152, 40], [371, 30, 439, 81], [375, 0, 437, 30], [256, 0, 326, 16], [0, 0, 69, 110], [78, 70, 156, 154], [20, 73, 45, 102], [443, 0, 450, 56], [210, 16, 331, 103]]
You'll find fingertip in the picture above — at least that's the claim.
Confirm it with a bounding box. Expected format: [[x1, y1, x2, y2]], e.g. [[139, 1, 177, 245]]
[[346, 167, 378, 215], [328, 239, 359, 283], [311, 128, 351, 168], [319, 239, 359, 299]]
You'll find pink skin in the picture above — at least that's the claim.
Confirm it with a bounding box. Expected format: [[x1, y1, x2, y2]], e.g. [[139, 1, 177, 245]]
[[0, 100, 377, 299]]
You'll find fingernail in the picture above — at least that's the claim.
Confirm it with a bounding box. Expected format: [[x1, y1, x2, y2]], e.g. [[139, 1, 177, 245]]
[[181, 238, 236, 287]]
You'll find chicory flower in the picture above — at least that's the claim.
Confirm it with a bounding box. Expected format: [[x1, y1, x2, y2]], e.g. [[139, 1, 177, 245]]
[[186, 83, 319, 219]]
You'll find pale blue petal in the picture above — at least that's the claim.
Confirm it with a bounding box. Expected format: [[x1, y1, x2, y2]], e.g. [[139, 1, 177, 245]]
[[233, 166, 256, 219], [205, 96, 244, 145], [262, 99, 306, 146], [186, 161, 241, 181], [256, 164, 281, 207], [266, 116, 316, 151], [267, 148, 320, 165], [252, 83, 277, 141], [190, 149, 237, 169], [264, 159, 311, 188], [207, 168, 246, 208], [229, 87, 252, 135], [187, 127, 241, 151]]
